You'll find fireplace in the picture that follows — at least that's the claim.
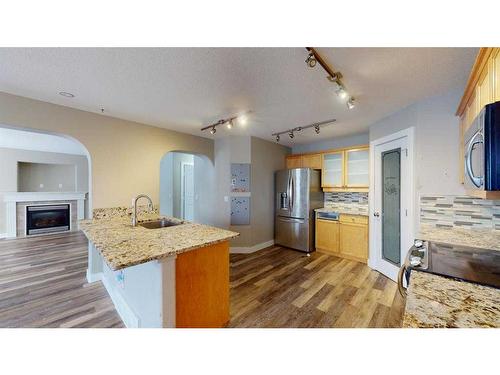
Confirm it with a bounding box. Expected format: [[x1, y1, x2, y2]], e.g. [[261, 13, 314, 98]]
[[26, 204, 70, 235]]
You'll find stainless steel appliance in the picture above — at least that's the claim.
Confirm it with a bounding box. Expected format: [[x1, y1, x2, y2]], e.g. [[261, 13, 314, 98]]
[[464, 101, 500, 191], [275, 168, 323, 252], [397, 239, 500, 296]]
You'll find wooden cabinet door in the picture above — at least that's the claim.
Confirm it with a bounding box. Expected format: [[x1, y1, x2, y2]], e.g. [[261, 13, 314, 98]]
[[340, 222, 368, 262], [302, 153, 322, 169], [286, 155, 302, 169], [322, 151, 344, 187], [459, 114, 466, 184], [345, 148, 369, 188], [478, 59, 494, 109], [494, 49, 500, 102], [315, 219, 339, 254]]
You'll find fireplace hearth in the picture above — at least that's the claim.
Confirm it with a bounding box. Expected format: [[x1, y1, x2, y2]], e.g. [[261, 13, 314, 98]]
[[26, 204, 70, 235]]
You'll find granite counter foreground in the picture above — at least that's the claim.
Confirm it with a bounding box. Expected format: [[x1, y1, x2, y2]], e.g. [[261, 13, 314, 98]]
[[418, 223, 500, 251], [79, 214, 239, 270], [403, 271, 500, 328]]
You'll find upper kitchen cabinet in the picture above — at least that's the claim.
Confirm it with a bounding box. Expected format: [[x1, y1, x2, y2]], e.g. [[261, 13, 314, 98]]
[[322, 146, 369, 192], [345, 147, 369, 187], [285, 153, 322, 169], [322, 151, 344, 187], [285, 155, 302, 169]]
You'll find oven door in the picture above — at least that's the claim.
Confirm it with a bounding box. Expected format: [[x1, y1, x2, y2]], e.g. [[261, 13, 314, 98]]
[[464, 109, 485, 190]]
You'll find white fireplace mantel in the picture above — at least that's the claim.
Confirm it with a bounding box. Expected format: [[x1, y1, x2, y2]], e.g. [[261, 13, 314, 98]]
[[3, 192, 87, 238]]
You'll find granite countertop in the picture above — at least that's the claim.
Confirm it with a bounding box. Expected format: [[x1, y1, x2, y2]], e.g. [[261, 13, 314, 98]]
[[79, 213, 239, 270], [418, 223, 500, 251], [315, 204, 369, 216], [403, 270, 500, 328]]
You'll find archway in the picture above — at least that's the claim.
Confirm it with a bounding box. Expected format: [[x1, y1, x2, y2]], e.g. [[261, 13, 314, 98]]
[[159, 151, 215, 225]]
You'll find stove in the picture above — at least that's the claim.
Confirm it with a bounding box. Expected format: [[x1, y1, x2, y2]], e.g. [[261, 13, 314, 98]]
[[399, 240, 500, 295]]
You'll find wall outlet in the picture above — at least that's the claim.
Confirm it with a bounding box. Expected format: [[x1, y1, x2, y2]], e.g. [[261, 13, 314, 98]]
[[224, 196, 229, 202], [39, 183, 44, 188], [58, 183, 63, 188], [116, 270, 125, 288]]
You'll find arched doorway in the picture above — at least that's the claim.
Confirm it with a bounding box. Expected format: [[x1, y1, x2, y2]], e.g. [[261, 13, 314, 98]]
[[160, 151, 215, 225]]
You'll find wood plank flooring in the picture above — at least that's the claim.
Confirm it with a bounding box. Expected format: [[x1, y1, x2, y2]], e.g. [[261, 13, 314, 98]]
[[228, 246, 406, 328], [0, 232, 405, 328], [0, 231, 124, 328]]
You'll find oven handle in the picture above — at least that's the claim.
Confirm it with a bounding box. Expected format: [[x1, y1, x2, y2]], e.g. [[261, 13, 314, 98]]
[[397, 263, 407, 297], [465, 130, 484, 188]]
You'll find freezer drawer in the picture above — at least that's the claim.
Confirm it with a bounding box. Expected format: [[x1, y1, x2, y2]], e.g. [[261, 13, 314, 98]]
[[275, 216, 312, 252]]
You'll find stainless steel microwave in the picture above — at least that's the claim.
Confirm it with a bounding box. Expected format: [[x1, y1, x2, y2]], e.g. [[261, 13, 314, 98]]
[[464, 101, 500, 191]]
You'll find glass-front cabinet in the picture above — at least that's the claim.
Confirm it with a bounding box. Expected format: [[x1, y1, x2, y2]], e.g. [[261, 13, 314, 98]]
[[321, 146, 369, 190], [322, 151, 344, 187], [345, 148, 369, 187]]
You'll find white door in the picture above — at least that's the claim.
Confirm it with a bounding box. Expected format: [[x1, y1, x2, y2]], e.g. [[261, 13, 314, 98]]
[[370, 128, 414, 281], [181, 163, 194, 221]]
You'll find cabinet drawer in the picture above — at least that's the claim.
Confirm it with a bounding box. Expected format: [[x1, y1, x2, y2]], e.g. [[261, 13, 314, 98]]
[[339, 214, 368, 225]]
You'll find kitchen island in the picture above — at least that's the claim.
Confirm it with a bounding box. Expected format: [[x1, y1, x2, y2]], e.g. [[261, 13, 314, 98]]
[[79, 209, 238, 328]]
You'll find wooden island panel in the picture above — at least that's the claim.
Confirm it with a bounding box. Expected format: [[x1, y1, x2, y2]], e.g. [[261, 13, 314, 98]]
[[175, 241, 230, 328]]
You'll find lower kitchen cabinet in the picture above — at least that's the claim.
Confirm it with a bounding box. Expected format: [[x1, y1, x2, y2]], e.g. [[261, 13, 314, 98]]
[[315, 214, 368, 263], [315, 219, 340, 254]]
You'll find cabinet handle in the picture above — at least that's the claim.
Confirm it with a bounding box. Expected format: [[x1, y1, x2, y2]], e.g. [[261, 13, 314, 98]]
[[373, 212, 380, 217]]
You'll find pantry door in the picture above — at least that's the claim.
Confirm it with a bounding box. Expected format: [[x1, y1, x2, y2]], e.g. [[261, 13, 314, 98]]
[[369, 127, 414, 281]]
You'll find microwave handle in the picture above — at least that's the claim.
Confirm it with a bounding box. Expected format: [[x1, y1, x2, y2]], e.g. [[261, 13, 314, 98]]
[[465, 131, 484, 188]]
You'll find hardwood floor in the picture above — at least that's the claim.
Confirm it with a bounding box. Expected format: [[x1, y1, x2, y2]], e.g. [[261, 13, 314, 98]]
[[0, 232, 404, 328], [228, 246, 406, 328], [0, 231, 124, 328]]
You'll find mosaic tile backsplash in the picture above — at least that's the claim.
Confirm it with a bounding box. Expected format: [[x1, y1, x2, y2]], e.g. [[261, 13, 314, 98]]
[[325, 192, 368, 205], [420, 195, 500, 230]]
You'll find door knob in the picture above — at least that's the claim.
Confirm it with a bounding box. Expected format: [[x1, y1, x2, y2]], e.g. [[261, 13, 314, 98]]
[[373, 212, 380, 217]]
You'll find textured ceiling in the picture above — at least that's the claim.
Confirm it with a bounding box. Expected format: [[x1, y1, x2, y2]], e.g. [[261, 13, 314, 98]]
[[0, 48, 477, 145]]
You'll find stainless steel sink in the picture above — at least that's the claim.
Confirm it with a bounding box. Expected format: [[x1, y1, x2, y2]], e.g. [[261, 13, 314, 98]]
[[139, 219, 182, 229]]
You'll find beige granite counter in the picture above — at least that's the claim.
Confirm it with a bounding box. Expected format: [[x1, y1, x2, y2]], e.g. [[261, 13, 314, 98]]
[[403, 270, 500, 328], [418, 223, 500, 251], [316, 203, 368, 216], [79, 213, 239, 270]]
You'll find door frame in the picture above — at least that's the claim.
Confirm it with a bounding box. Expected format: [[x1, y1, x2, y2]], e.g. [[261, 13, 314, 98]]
[[180, 161, 194, 220], [368, 127, 415, 280]]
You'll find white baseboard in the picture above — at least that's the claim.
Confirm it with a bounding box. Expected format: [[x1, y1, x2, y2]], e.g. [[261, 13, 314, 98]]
[[0, 233, 7, 239], [230, 240, 275, 254], [101, 274, 139, 328], [86, 269, 103, 283]]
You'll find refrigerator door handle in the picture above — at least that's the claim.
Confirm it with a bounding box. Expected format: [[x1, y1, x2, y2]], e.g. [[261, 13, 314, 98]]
[[287, 171, 292, 210], [277, 216, 305, 224], [290, 174, 294, 212]]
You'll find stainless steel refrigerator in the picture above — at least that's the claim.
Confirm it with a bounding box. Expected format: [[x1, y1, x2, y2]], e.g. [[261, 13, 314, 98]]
[[275, 168, 323, 253]]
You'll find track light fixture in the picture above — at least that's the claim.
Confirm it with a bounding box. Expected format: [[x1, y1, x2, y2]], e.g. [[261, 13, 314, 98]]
[[305, 47, 357, 108], [272, 118, 336, 142], [201, 113, 250, 135], [347, 97, 355, 110], [305, 53, 317, 68]]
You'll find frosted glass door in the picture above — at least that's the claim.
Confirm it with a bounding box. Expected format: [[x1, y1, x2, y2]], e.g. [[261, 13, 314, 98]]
[[381, 149, 401, 265], [322, 153, 343, 187], [346, 149, 369, 187]]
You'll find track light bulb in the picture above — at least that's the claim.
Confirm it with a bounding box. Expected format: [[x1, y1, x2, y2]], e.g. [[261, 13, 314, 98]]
[[276, 134, 280, 142], [347, 97, 355, 110], [238, 115, 247, 126], [226, 120, 233, 129], [305, 54, 317, 68], [315, 125, 320, 134], [210, 126, 216, 135], [337, 87, 348, 100], [289, 132, 294, 139]]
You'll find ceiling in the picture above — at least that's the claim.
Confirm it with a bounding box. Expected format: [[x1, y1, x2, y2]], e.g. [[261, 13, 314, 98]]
[[0, 126, 87, 155], [0, 48, 477, 146]]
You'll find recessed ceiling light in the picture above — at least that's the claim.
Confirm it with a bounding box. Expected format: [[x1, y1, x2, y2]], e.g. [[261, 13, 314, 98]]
[[59, 91, 75, 98]]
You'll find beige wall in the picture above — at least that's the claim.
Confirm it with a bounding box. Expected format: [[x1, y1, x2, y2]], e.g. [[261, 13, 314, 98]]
[[0, 92, 213, 215], [18, 162, 77, 192], [0, 146, 89, 234], [249, 136, 290, 246]]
